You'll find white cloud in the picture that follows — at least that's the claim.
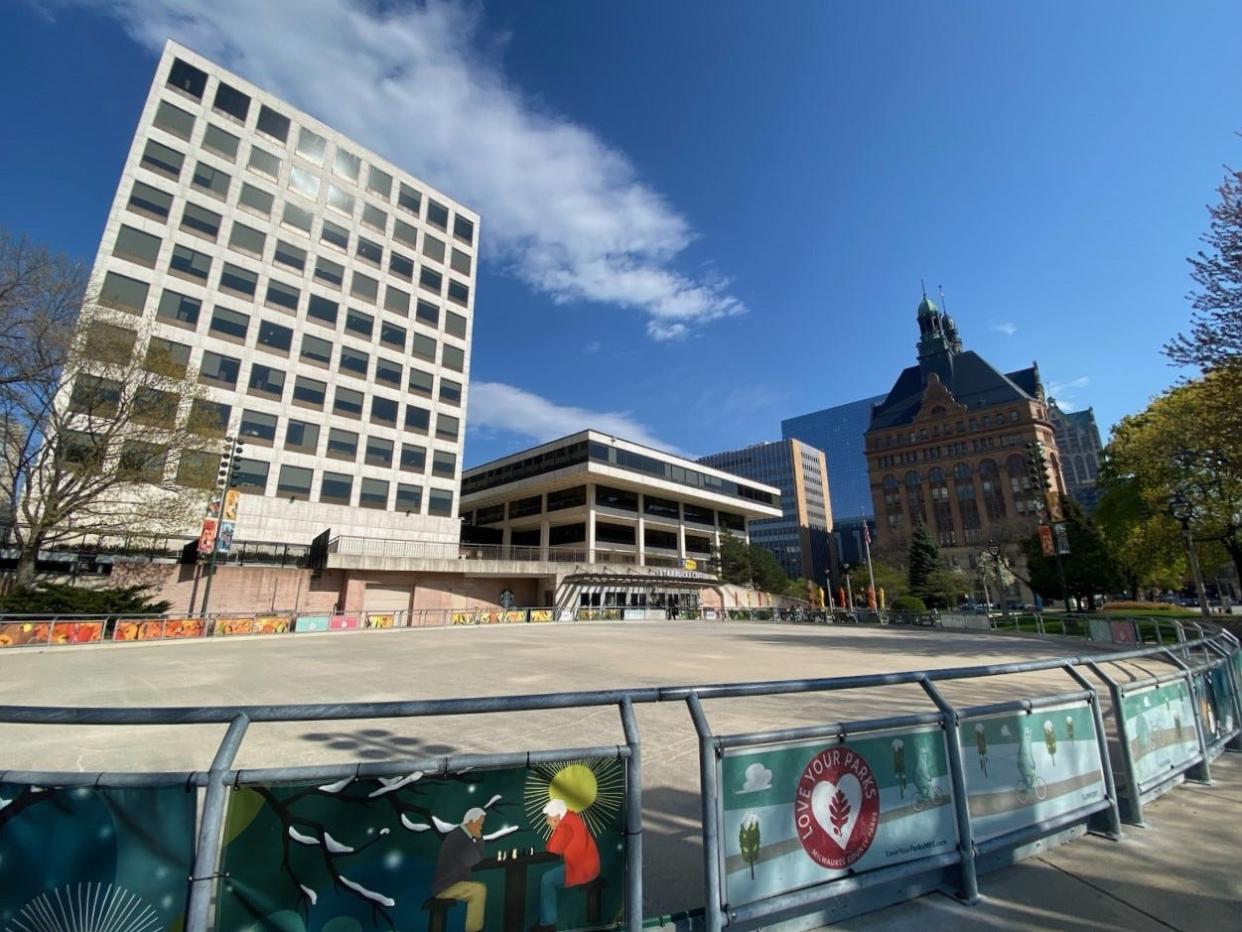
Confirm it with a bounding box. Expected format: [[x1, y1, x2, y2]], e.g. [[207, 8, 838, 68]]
[[1047, 376, 1090, 411], [584, 340, 602, 354], [468, 382, 685, 455], [991, 321, 1018, 336], [73, 0, 743, 338]]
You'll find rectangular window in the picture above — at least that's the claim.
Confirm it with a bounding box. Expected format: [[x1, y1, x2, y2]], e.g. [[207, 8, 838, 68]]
[[426, 200, 449, 230], [333, 386, 364, 418], [256, 105, 291, 142], [412, 333, 437, 362], [644, 495, 680, 521], [176, 449, 220, 489], [393, 218, 418, 249], [439, 378, 462, 405], [357, 237, 383, 266], [389, 252, 414, 281], [283, 201, 314, 233], [314, 256, 344, 287], [428, 488, 454, 517], [212, 82, 250, 122], [166, 242, 209, 282], [333, 148, 361, 181], [453, 215, 474, 244], [339, 346, 369, 377], [380, 321, 406, 350], [375, 357, 402, 387], [228, 222, 265, 257], [362, 203, 388, 232], [422, 234, 446, 264], [153, 100, 194, 140], [596, 522, 636, 546], [113, 225, 162, 267], [416, 299, 440, 327], [180, 202, 222, 239], [239, 409, 278, 444], [419, 267, 442, 294], [408, 367, 434, 397], [296, 127, 326, 164], [397, 183, 421, 215], [396, 483, 422, 512], [350, 271, 378, 303], [404, 404, 430, 433], [84, 321, 136, 364], [247, 362, 285, 400], [238, 181, 274, 216], [199, 351, 240, 388], [370, 395, 398, 427], [277, 464, 313, 501], [257, 319, 293, 354], [156, 289, 201, 327], [508, 495, 542, 519], [289, 165, 321, 198], [209, 305, 249, 342], [202, 124, 240, 161], [69, 376, 122, 417], [145, 337, 190, 377], [327, 427, 358, 460], [445, 310, 468, 339], [327, 184, 355, 216], [450, 248, 471, 276], [189, 398, 231, 436], [384, 285, 411, 316], [219, 262, 257, 297], [140, 139, 183, 180], [191, 161, 231, 200], [400, 444, 426, 472], [118, 441, 167, 484], [307, 294, 339, 326], [365, 435, 394, 467], [645, 528, 678, 550], [167, 58, 206, 99], [100, 271, 148, 314], [300, 334, 332, 366], [232, 457, 269, 495], [432, 450, 456, 478], [133, 387, 178, 427], [265, 280, 300, 312], [447, 279, 469, 306], [441, 344, 465, 372], [436, 413, 459, 442], [367, 165, 393, 198], [320, 471, 353, 505], [273, 239, 306, 271], [345, 308, 374, 338], [247, 146, 281, 178], [595, 485, 638, 512], [292, 375, 326, 409], [128, 181, 173, 220], [285, 419, 320, 453]]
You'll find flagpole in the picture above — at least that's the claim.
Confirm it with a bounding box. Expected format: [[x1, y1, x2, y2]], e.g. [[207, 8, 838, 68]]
[[863, 517, 878, 612]]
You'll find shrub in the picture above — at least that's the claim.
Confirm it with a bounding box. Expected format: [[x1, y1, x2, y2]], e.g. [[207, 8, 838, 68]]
[[1101, 601, 1193, 614], [0, 583, 170, 616], [892, 595, 928, 613]]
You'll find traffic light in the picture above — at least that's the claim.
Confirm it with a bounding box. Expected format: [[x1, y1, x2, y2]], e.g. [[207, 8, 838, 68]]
[[1024, 441, 1051, 513], [216, 438, 245, 488]]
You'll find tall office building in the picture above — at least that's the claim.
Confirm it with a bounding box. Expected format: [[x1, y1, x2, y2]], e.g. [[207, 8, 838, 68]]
[[1047, 400, 1104, 512], [782, 395, 886, 523], [78, 41, 478, 545], [697, 439, 832, 583]]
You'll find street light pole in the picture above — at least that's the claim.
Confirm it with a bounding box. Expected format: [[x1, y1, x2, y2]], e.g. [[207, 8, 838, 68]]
[[844, 564, 854, 611], [1170, 493, 1211, 620], [199, 434, 244, 617], [988, 540, 1010, 621]]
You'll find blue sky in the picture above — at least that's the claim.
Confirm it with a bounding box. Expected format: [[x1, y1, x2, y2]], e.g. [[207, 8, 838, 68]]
[[4, 1, 1240, 466]]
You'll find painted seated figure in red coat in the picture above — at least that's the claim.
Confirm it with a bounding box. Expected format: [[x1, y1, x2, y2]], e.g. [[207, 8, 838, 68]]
[[531, 798, 600, 932]]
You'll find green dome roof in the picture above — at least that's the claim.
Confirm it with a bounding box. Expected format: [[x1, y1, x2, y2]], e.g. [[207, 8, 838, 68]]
[[917, 295, 940, 318]]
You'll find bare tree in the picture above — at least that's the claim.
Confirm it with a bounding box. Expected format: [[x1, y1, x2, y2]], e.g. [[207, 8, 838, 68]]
[[0, 228, 212, 587]]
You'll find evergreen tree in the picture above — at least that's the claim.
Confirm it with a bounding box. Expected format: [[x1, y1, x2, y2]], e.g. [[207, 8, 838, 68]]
[[1021, 499, 1126, 609], [907, 522, 940, 598]]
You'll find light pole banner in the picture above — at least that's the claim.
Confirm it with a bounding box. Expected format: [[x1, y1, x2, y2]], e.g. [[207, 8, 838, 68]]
[[958, 701, 1104, 843], [1120, 681, 1200, 789], [720, 726, 958, 908]]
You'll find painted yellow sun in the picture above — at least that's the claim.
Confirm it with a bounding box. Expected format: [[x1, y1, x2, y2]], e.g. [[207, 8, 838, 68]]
[[524, 758, 624, 838]]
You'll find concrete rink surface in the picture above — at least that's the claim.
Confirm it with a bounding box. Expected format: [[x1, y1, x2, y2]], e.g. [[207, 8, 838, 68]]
[[1, 620, 1235, 925]]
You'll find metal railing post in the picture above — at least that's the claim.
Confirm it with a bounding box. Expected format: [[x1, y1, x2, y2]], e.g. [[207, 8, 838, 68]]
[[619, 697, 643, 932], [686, 693, 724, 931], [185, 713, 250, 931], [1064, 664, 1122, 838], [1086, 662, 1145, 826], [918, 678, 978, 904], [1163, 650, 1212, 785], [1207, 641, 1242, 751]]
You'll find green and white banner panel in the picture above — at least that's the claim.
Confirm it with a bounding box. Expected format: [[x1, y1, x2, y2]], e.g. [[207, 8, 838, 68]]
[[216, 759, 626, 931], [719, 726, 958, 908], [1198, 665, 1239, 751], [1120, 681, 1200, 791], [958, 701, 1105, 843], [0, 784, 196, 931]]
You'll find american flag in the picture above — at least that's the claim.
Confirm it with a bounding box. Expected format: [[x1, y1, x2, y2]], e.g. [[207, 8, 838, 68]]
[[863, 523, 871, 547]]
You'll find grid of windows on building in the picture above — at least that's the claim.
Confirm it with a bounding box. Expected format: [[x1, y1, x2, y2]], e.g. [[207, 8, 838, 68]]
[[782, 395, 886, 524], [78, 43, 481, 538]]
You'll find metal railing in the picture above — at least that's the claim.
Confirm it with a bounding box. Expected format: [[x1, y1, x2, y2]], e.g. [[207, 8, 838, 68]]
[[327, 534, 716, 570]]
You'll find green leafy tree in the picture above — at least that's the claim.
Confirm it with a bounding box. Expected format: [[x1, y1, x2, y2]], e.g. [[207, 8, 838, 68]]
[[1094, 470, 1188, 597], [1021, 499, 1126, 609], [748, 543, 791, 594], [925, 565, 969, 610], [715, 534, 752, 586], [738, 815, 761, 879], [907, 522, 941, 600]]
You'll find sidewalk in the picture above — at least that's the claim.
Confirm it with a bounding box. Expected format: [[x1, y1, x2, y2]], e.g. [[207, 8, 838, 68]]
[[843, 751, 1242, 931]]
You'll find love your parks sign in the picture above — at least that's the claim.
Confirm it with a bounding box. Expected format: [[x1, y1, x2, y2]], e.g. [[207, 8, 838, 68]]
[[720, 727, 958, 908]]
